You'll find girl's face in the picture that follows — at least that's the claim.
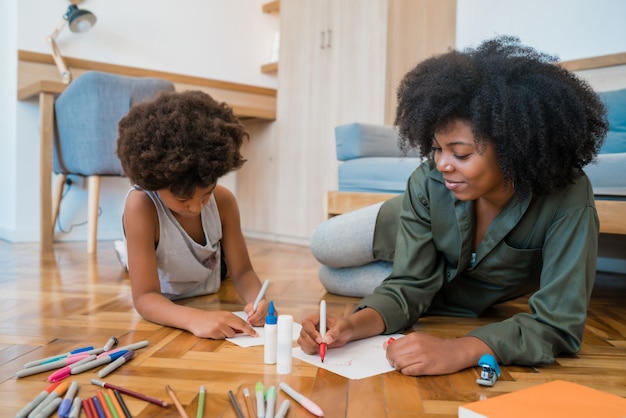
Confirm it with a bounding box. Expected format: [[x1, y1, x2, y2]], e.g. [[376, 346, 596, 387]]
[[158, 184, 216, 218], [432, 119, 511, 204]]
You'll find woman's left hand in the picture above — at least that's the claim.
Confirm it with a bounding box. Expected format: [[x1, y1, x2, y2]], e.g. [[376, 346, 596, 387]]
[[385, 332, 494, 376]]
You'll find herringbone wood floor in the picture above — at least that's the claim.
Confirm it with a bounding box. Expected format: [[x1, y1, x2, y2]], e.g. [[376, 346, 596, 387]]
[[0, 239, 625, 417]]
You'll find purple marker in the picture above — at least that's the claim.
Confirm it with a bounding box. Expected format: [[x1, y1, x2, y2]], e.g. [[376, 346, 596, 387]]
[[70, 350, 129, 375]]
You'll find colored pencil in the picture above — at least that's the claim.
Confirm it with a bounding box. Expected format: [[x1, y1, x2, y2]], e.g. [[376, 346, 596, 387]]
[[92, 395, 107, 418], [91, 378, 170, 407], [96, 391, 113, 418], [196, 385, 206, 418], [82, 398, 97, 418], [113, 390, 132, 418], [165, 384, 189, 418], [103, 390, 120, 418], [243, 387, 255, 418], [228, 390, 245, 418], [107, 388, 125, 418]]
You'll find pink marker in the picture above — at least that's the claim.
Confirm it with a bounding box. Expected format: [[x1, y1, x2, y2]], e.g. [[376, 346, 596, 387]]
[[279, 382, 324, 417], [48, 353, 96, 382], [16, 352, 92, 379]]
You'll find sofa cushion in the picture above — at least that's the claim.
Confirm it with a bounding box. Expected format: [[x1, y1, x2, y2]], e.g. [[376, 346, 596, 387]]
[[335, 122, 420, 160], [584, 152, 626, 196], [338, 157, 423, 193], [598, 88, 626, 154]]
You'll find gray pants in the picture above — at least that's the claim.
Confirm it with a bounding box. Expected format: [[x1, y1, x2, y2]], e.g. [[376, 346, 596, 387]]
[[310, 202, 392, 297]]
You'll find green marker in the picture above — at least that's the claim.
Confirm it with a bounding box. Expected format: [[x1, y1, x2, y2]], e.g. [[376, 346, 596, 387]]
[[255, 382, 265, 418]]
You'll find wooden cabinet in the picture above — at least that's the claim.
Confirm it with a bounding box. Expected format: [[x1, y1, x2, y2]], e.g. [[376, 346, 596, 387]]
[[238, 0, 456, 242]]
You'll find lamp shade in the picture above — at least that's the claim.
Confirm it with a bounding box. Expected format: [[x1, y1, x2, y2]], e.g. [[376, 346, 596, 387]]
[[65, 5, 97, 33]]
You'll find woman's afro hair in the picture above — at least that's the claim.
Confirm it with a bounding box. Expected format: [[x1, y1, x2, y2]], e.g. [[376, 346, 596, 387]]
[[116, 90, 247, 198], [395, 35, 608, 198]]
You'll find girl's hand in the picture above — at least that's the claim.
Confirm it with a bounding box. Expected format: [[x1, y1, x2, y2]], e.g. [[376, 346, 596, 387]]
[[187, 310, 258, 340], [384, 333, 493, 376], [244, 299, 269, 327]]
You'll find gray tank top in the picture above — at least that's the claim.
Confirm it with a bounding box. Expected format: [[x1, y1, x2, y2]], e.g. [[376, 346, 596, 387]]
[[127, 187, 223, 300]]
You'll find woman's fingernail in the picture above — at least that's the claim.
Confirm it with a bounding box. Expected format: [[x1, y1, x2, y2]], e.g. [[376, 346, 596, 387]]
[[383, 337, 395, 349]]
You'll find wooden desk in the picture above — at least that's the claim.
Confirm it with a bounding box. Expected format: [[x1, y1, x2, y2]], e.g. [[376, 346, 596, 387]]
[[17, 50, 277, 252], [17, 80, 67, 252]]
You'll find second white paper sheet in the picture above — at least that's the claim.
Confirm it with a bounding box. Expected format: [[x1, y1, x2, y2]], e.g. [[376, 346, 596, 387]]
[[292, 334, 404, 380]]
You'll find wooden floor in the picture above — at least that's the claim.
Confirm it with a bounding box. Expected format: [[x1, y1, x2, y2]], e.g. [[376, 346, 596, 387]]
[[1, 239, 625, 417]]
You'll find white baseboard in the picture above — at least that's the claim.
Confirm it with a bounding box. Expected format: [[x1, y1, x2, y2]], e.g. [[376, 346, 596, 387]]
[[0, 226, 38, 242], [242, 229, 310, 247]]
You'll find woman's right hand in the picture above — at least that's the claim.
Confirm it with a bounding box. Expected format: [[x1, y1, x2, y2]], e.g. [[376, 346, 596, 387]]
[[297, 313, 354, 354]]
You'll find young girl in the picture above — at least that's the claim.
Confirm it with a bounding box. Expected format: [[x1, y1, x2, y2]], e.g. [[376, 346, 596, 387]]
[[298, 36, 608, 376], [116, 90, 268, 339]]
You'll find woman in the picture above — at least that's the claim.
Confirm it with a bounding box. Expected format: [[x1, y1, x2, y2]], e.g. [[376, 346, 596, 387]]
[[299, 36, 608, 376]]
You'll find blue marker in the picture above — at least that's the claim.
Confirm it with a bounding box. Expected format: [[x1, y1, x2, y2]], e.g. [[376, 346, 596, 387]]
[[57, 381, 79, 418], [92, 395, 106, 418]]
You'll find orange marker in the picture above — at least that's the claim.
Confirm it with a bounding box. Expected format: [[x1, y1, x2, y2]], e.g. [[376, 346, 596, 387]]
[[27, 380, 71, 417], [165, 384, 189, 418]]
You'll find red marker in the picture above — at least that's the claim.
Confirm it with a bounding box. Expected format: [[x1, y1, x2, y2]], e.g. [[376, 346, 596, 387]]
[[383, 337, 395, 350], [319, 300, 327, 363]]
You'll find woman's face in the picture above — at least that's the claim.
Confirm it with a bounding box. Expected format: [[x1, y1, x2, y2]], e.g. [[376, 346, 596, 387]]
[[432, 119, 510, 203]]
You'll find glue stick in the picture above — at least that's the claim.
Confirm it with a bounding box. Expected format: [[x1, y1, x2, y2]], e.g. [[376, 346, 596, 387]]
[[276, 314, 293, 374]]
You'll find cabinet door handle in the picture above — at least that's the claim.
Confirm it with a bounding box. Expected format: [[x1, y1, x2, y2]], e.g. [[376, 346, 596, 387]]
[[320, 31, 326, 49], [326, 29, 332, 48]]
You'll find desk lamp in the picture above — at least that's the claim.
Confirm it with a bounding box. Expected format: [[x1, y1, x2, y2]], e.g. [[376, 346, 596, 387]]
[[46, 2, 97, 84]]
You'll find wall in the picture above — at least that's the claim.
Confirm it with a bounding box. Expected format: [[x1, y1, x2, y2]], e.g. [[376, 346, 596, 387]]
[[0, 1, 18, 244], [17, 0, 279, 88], [3, 0, 626, 246], [1, 0, 279, 243], [456, 0, 626, 59]]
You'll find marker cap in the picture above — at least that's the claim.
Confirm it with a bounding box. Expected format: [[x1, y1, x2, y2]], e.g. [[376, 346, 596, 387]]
[[266, 300, 277, 325]]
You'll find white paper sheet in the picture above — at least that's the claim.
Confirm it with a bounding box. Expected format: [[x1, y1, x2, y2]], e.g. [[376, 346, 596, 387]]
[[292, 334, 404, 380], [225, 311, 302, 348]]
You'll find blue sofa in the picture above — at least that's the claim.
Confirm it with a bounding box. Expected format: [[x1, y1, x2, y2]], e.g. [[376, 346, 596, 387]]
[[334, 122, 422, 194], [328, 88, 626, 236]]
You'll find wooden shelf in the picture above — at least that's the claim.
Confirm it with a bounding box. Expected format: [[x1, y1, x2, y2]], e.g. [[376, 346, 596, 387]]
[[261, 2, 279, 74], [18, 50, 277, 121], [261, 62, 278, 74], [262, 0, 280, 13]]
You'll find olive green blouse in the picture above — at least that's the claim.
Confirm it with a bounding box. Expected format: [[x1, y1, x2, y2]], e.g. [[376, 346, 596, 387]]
[[358, 160, 599, 365]]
